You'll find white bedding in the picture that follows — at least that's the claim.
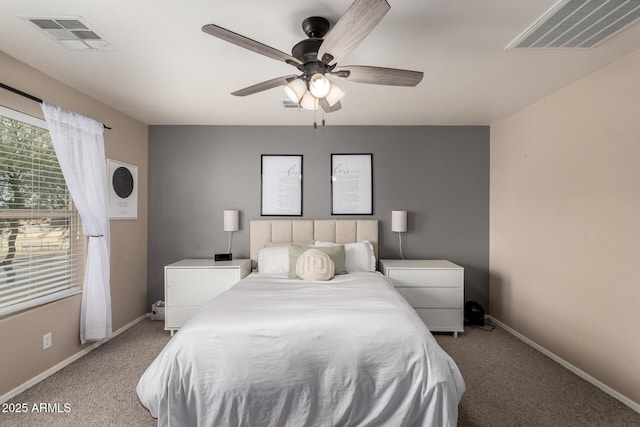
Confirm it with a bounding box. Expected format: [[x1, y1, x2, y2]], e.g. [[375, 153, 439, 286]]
[[137, 272, 465, 427]]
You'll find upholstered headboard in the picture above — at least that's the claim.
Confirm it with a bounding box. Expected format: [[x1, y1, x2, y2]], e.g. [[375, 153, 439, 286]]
[[250, 219, 379, 269]]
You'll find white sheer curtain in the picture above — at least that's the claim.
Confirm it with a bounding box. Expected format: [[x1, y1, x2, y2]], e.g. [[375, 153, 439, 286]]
[[41, 101, 111, 344]]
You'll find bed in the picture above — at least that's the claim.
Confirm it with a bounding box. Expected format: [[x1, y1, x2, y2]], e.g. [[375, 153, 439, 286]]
[[137, 219, 465, 426]]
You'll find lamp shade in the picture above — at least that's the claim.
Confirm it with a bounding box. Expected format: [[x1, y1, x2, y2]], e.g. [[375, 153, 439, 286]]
[[283, 78, 307, 103], [300, 90, 319, 110], [324, 83, 344, 107], [223, 210, 239, 232], [391, 210, 407, 232]]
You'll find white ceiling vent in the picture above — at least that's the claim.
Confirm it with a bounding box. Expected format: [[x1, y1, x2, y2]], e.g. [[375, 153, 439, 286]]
[[507, 0, 640, 49], [21, 16, 117, 51], [281, 100, 304, 112]]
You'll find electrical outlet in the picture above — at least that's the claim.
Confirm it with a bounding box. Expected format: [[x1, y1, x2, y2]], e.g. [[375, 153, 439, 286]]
[[43, 332, 51, 349]]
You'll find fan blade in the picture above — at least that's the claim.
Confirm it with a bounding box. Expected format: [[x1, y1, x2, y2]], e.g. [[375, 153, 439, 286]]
[[334, 65, 423, 87], [317, 0, 390, 65], [320, 98, 342, 113], [232, 75, 298, 97], [202, 24, 302, 66]]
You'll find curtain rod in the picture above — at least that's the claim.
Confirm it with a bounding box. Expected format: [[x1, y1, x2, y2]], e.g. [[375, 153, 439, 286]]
[[0, 82, 111, 130]]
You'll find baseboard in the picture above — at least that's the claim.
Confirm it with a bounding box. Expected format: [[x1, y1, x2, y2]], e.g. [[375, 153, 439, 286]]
[[487, 315, 640, 414], [0, 313, 149, 404]]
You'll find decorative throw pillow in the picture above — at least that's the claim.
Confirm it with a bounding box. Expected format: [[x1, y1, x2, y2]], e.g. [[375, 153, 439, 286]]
[[289, 244, 346, 278], [288, 243, 307, 278], [296, 249, 335, 281], [316, 245, 347, 275], [314, 240, 376, 272]]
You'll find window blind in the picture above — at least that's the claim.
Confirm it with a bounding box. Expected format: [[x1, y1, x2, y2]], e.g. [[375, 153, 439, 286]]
[[0, 106, 82, 317]]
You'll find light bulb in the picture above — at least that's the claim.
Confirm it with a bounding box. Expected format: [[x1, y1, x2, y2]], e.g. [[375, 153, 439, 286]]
[[308, 73, 331, 98]]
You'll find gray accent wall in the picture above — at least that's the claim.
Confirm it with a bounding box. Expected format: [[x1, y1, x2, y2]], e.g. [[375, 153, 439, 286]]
[[148, 125, 489, 310]]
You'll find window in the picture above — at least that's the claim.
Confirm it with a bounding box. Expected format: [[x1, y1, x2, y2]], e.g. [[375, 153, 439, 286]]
[[0, 106, 83, 317]]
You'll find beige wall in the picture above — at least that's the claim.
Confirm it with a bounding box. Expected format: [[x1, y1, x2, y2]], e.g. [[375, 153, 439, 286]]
[[0, 52, 148, 397], [490, 48, 640, 406]]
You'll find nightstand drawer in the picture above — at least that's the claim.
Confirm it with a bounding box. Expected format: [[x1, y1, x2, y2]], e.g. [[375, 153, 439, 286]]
[[167, 285, 230, 306], [414, 308, 463, 331], [388, 268, 462, 288], [396, 287, 462, 308], [166, 268, 239, 286]]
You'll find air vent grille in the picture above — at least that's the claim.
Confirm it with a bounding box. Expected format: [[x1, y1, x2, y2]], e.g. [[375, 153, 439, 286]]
[[21, 16, 116, 51], [72, 30, 100, 40], [507, 0, 640, 49], [282, 100, 303, 112], [57, 20, 88, 30]]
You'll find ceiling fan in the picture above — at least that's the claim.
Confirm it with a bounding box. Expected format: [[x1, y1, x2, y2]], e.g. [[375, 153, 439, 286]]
[[202, 0, 423, 115]]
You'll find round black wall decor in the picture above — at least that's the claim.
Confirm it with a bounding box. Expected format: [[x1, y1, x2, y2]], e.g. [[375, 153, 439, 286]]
[[112, 166, 134, 199]]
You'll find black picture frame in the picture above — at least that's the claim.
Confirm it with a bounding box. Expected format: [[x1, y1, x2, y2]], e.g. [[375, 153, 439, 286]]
[[261, 154, 303, 216], [331, 153, 373, 215]]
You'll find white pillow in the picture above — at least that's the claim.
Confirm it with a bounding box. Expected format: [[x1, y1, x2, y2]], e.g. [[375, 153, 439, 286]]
[[314, 240, 376, 272], [296, 249, 335, 281], [257, 246, 289, 274]]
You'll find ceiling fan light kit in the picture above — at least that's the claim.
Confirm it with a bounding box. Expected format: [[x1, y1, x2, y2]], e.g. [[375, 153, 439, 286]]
[[202, 0, 423, 123], [284, 75, 342, 111]]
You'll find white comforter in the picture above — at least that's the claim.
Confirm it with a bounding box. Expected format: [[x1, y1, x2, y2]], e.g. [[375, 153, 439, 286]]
[[137, 272, 465, 427]]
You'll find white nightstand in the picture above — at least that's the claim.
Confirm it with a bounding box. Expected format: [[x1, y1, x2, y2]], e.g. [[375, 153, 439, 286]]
[[379, 259, 464, 337], [164, 258, 251, 335]]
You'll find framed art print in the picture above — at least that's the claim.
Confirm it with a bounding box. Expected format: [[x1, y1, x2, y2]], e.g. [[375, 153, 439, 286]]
[[108, 159, 138, 220], [331, 153, 373, 215], [261, 155, 303, 216]]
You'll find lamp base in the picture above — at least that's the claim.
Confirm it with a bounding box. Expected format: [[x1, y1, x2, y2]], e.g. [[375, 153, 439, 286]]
[[214, 253, 232, 261]]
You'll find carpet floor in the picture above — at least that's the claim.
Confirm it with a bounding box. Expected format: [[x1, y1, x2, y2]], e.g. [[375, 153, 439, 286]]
[[434, 325, 640, 426], [1, 318, 638, 426]]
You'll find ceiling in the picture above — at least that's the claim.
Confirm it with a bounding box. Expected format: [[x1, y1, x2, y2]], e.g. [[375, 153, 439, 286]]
[[1, 0, 640, 126]]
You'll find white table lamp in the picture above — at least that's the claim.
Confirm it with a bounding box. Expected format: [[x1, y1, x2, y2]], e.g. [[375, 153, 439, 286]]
[[223, 210, 239, 257], [392, 210, 407, 259]]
